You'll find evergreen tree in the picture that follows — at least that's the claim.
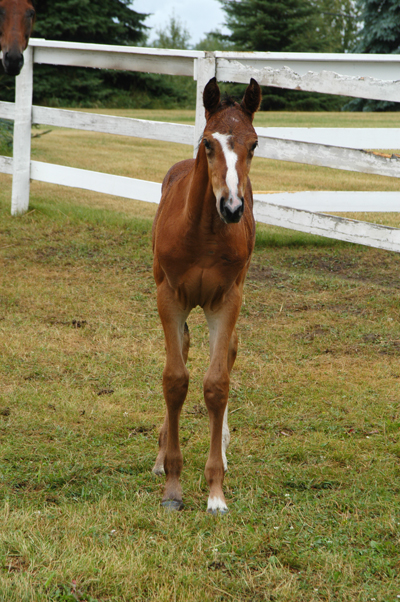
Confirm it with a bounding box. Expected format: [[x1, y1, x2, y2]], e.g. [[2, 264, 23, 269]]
[[347, 0, 400, 110], [149, 15, 196, 109], [218, 0, 319, 52], [32, 0, 148, 46], [152, 14, 191, 50], [195, 30, 233, 51], [216, 0, 359, 110], [355, 0, 400, 54], [310, 0, 360, 53]]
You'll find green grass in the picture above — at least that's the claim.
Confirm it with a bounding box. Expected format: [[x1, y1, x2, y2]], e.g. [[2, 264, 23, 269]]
[[1, 186, 400, 601], [1, 109, 400, 600]]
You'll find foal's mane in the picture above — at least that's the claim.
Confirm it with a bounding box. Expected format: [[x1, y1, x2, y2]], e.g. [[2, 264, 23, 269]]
[[221, 93, 238, 108]]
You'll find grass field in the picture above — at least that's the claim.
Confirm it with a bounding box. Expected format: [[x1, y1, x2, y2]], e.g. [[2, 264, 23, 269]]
[[1, 111, 400, 601]]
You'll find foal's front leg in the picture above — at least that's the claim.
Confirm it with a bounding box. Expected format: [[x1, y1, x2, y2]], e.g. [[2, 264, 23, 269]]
[[153, 323, 190, 476], [154, 284, 190, 510], [204, 290, 242, 514]]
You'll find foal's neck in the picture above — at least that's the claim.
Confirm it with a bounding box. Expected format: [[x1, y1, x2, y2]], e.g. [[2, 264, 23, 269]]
[[185, 146, 220, 232]]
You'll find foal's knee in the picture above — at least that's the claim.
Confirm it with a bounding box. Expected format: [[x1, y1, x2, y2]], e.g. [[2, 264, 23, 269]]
[[203, 370, 229, 412], [163, 366, 189, 402]]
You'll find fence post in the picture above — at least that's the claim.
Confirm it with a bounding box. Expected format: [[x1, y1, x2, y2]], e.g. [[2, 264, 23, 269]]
[[11, 45, 33, 216], [193, 53, 216, 158]]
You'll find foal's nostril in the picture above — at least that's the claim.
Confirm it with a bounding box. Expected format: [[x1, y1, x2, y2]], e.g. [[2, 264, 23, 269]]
[[220, 197, 244, 224]]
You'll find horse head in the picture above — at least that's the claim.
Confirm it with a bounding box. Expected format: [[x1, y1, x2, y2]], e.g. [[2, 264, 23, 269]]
[[202, 77, 261, 224], [0, 0, 35, 75]]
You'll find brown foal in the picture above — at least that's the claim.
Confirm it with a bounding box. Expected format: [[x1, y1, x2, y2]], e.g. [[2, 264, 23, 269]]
[[152, 77, 262, 513], [0, 0, 35, 75]]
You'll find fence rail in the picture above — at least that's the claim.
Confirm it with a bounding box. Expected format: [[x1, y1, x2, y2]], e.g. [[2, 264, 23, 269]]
[[1, 40, 400, 251]]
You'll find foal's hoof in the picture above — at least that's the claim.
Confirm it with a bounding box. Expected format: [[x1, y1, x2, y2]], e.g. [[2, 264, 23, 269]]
[[161, 500, 184, 512], [207, 507, 229, 516]]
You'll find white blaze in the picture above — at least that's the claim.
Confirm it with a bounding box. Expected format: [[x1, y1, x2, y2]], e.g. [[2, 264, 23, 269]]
[[212, 132, 241, 212]]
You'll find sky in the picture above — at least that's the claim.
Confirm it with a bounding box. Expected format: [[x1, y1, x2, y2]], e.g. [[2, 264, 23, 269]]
[[132, 0, 228, 47]]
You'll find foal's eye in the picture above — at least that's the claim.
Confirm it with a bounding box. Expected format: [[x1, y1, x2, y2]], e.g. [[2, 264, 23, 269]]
[[26, 9, 35, 18], [250, 141, 258, 152], [203, 139, 212, 151]]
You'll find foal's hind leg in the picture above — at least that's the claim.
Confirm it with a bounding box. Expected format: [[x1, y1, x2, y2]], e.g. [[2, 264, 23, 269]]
[[153, 323, 190, 476], [222, 328, 238, 472]]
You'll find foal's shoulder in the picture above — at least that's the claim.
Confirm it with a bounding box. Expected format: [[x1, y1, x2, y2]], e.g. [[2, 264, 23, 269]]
[[161, 159, 195, 194]]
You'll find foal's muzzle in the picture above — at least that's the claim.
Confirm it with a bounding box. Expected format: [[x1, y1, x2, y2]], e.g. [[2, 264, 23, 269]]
[[220, 196, 244, 224], [2, 50, 24, 76]]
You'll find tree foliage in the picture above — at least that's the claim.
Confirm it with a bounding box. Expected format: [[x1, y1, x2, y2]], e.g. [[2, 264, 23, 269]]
[[147, 14, 195, 109], [32, 0, 148, 46], [310, 0, 360, 53], [218, 0, 318, 52], [152, 14, 191, 50], [215, 0, 360, 110], [346, 0, 400, 111], [355, 0, 400, 54]]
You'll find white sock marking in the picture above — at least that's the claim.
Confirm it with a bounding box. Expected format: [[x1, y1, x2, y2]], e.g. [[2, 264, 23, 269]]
[[212, 132, 241, 212], [222, 404, 230, 472], [207, 496, 228, 513]]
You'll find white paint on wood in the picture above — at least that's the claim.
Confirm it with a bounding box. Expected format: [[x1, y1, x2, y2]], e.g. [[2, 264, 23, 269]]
[[217, 58, 400, 103], [33, 46, 197, 77], [253, 199, 400, 253], [0, 155, 13, 175], [253, 191, 400, 212], [256, 136, 400, 178], [11, 46, 33, 216], [31, 106, 194, 145], [214, 51, 400, 81], [256, 127, 400, 150], [0, 101, 15, 120], [30, 161, 162, 203]]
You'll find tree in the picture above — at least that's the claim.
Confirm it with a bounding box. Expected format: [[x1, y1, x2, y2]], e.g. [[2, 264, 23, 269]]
[[355, 0, 400, 54], [150, 15, 195, 109], [153, 14, 191, 50], [346, 0, 400, 110], [32, 0, 148, 46], [215, 0, 359, 110], [218, 0, 319, 52], [309, 0, 360, 53], [195, 30, 234, 51]]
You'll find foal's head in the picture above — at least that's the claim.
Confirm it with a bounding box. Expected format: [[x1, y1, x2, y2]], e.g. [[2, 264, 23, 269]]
[[0, 0, 35, 75], [202, 77, 261, 224]]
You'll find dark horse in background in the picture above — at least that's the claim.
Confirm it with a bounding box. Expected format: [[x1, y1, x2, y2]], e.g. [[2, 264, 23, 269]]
[[0, 0, 35, 75]]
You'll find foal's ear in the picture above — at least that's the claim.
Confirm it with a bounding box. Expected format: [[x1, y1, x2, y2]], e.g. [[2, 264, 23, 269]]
[[241, 78, 262, 121], [203, 77, 221, 117]]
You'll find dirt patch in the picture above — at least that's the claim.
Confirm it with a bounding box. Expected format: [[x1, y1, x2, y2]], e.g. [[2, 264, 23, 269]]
[[97, 388, 114, 396], [127, 425, 155, 436], [293, 327, 329, 341], [4, 556, 29, 573], [186, 404, 207, 416], [286, 249, 400, 289], [248, 264, 290, 284]]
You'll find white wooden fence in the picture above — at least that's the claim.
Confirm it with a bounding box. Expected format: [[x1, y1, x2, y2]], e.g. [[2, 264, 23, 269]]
[[1, 40, 400, 252]]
